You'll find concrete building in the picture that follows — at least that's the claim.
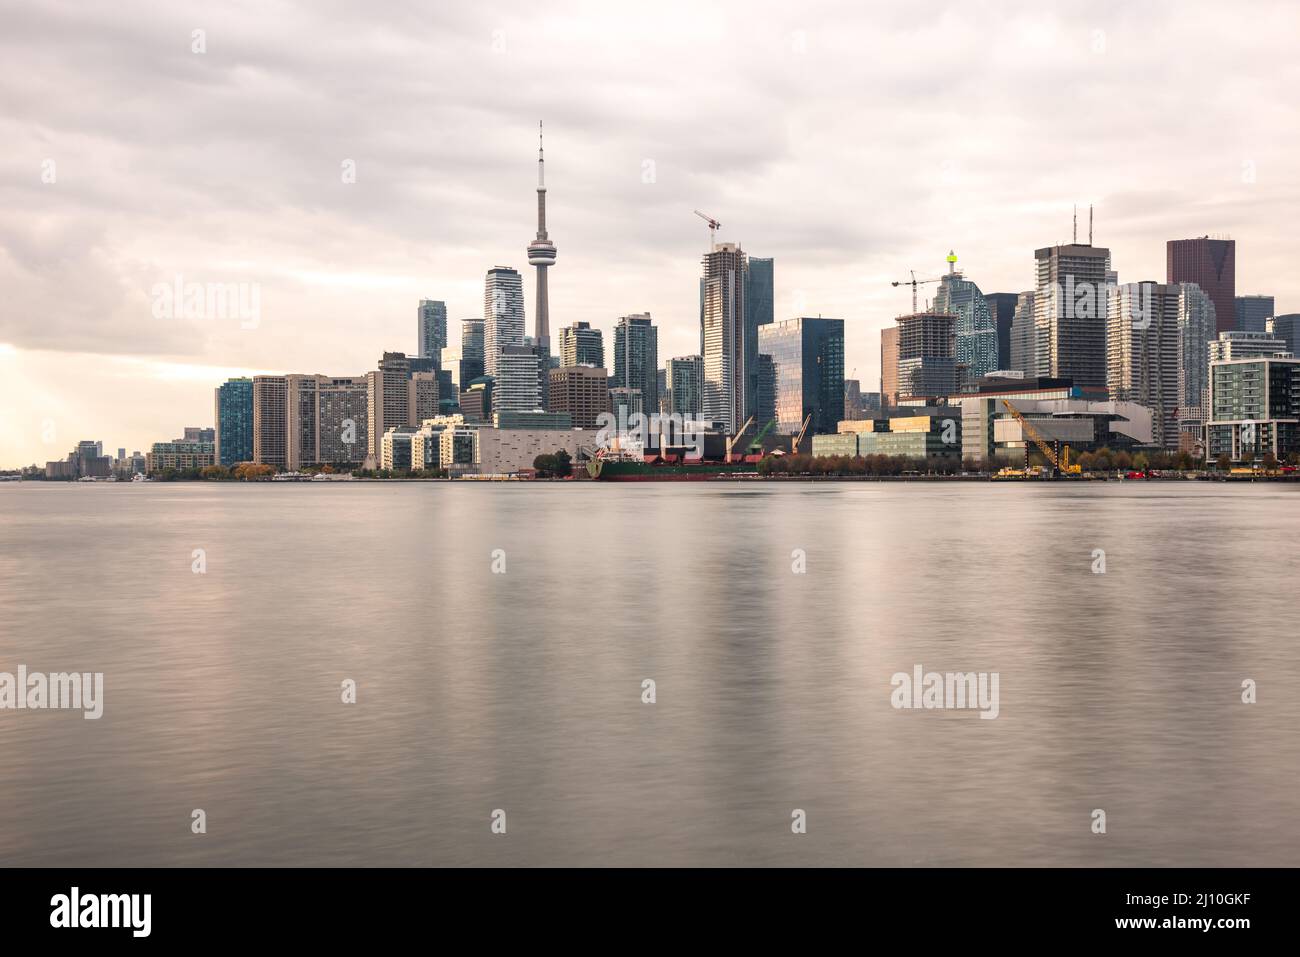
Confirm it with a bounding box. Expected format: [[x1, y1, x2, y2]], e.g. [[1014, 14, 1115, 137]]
[[757, 317, 845, 435], [483, 266, 525, 378], [558, 321, 604, 367], [475, 427, 600, 476], [459, 376, 493, 423], [214, 377, 254, 467], [1206, 355, 1300, 463], [700, 242, 748, 431], [493, 344, 542, 414], [365, 353, 411, 459], [1209, 330, 1291, 361], [1107, 282, 1181, 448], [548, 365, 609, 429], [1008, 291, 1037, 377], [895, 312, 957, 400], [1033, 241, 1111, 389], [252, 375, 288, 468], [1168, 236, 1235, 337], [147, 439, 216, 472], [666, 355, 703, 417], [286, 374, 369, 470], [880, 325, 900, 409]]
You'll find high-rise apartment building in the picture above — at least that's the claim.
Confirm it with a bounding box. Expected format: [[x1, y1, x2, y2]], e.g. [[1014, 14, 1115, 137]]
[[1033, 241, 1111, 389], [665, 355, 703, 417], [214, 377, 254, 467], [548, 365, 609, 429], [286, 374, 369, 470], [417, 299, 447, 362], [1234, 294, 1274, 334], [1208, 330, 1291, 361], [895, 312, 957, 400], [700, 243, 748, 431], [1167, 236, 1235, 337], [613, 313, 658, 414], [366, 352, 412, 459], [558, 321, 604, 367], [757, 317, 845, 435], [252, 375, 288, 468], [484, 267, 525, 378], [1009, 291, 1036, 377], [1177, 283, 1217, 429], [1107, 282, 1181, 448], [494, 345, 542, 414], [1206, 356, 1300, 463]]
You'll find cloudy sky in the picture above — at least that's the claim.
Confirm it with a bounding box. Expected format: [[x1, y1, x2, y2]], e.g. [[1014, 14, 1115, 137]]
[[2, 0, 1298, 466]]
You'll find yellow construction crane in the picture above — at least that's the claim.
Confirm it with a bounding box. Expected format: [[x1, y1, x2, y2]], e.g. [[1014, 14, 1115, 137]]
[[1001, 399, 1081, 475]]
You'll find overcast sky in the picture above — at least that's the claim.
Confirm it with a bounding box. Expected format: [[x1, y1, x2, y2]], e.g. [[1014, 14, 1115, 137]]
[[2, 0, 1298, 466]]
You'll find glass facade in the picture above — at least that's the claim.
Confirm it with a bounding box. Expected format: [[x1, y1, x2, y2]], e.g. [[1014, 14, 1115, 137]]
[[757, 317, 845, 435], [935, 273, 998, 379], [215, 377, 254, 467]]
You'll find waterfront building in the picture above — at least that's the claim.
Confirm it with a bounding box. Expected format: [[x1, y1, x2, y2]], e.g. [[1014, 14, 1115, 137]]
[[1107, 282, 1181, 448], [286, 374, 369, 470], [146, 439, 216, 472], [252, 375, 288, 468], [757, 317, 845, 435], [1206, 355, 1300, 463], [214, 377, 254, 467]]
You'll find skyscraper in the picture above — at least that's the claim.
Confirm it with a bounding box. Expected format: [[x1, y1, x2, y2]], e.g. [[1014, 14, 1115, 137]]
[[985, 292, 1018, 370], [1107, 282, 1180, 449], [934, 254, 998, 380], [548, 365, 609, 429], [744, 257, 774, 417], [701, 243, 748, 430], [1234, 294, 1274, 334], [613, 313, 658, 411], [665, 355, 703, 417], [1176, 283, 1216, 431], [559, 321, 604, 367], [894, 312, 956, 400], [526, 122, 556, 350], [1033, 240, 1111, 389], [252, 375, 288, 468], [880, 325, 900, 409], [214, 377, 254, 467], [417, 300, 447, 362], [757, 317, 845, 435], [494, 345, 542, 414], [459, 318, 485, 389], [1167, 236, 1235, 337], [484, 267, 525, 377], [1009, 291, 1036, 377], [366, 352, 412, 459], [286, 374, 369, 470]]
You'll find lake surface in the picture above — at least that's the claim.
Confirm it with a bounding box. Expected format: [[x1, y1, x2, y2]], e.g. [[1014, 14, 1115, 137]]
[[0, 481, 1297, 866]]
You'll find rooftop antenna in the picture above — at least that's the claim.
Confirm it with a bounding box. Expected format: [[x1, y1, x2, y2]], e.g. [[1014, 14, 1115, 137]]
[[1089, 205, 1094, 246], [1073, 205, 1078, 244]]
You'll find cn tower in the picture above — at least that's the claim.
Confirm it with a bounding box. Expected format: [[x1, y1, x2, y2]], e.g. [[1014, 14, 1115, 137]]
[[527, 121, 556, 349]]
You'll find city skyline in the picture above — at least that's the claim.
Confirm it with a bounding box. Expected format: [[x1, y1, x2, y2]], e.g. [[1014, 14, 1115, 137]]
[[3, 1, 1300, 466]]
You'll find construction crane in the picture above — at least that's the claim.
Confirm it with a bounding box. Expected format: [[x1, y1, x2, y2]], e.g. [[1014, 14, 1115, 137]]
[[693, 210, 722, 249], [792, 413, 813, 454], [748, 418, 777, 455], [1001, 399, 1081, 475], [891, 270, 940, 312], [725, 415, 756, 463]]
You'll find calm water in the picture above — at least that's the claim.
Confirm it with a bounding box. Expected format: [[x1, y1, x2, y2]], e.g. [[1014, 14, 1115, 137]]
[[0, 481, 1297, 867]]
